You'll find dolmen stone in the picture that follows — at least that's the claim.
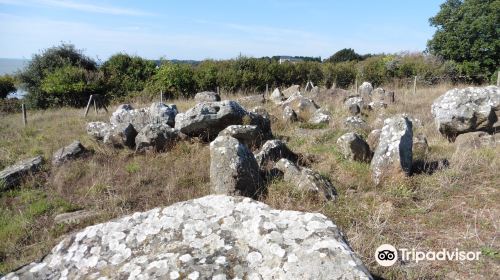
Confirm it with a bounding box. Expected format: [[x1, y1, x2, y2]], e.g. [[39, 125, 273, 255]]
[[0, 156, 43, 191], [52, 140, 87, 166], [135, 123, 180, 153], [370, 115, 413, 184], [337, 133, 372, 162], [281, 93, 320, 121], [2, 195, 372, 280], [194, 91, 221, 102], [210, 136, 263, 197], [431, 86, 499, 141], [254, 139, 299, 168]]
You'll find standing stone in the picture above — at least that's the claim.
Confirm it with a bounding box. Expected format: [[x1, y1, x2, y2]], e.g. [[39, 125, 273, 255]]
[[283, 106, 298, 123], [175, 101, 248, 140], [275, 159, 337, 201], [372, 88, 395, 103], [149, 102, 178, 127], [2, 195, 372, 280], [210, 136, 263, 197], [194, 91, 221, 102], [52, 140, 87, 165], [270, 88, 284, 104], [358, 82, 373, 100], [219, 125, 262, 148], [336, 133, 372, 162], [431, 86, 499, 141], [367, 129, 382, 151], [135, 123, 180, 153], [0, 156, 43, 191], [371, 115, 413, 184], [281, 93, 319, 120], [282, 84, 300, 97], [254, 139, 299, 168]]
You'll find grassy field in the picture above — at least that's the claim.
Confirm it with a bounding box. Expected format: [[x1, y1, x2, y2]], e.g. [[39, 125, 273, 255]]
[[0, 84, 498, 279]]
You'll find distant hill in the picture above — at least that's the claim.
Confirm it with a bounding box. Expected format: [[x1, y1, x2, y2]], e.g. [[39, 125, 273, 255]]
[[0, 58, 30, 75]]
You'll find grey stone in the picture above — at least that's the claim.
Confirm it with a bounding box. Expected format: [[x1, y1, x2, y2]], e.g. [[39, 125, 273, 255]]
[[149, 102, 178, 127], [54, 210, 99, 225], [174, 101, 248, 140], [281, 93, 319, 120], [210, 136, 263, 197], [0, 156, 43, 191], [219, 125, 261, 148], [110, 105, 150, 132], [194, 91, 221, 102], [247, 112, 273, 140], [344, 96, 364, 109], [370, 115, 413, 184], [431, 86, 499, 140], [254, 139, 298, 168], [367, 101, 388, 110], [251, 106, 270, 119], [52, 140, 87, 165], [344, 116, 368, 131], [282, 106, 298, 123], [413, 134, 429, 157], [348, 104, 361, 115], [275, 159, 337, 201], [2, 195, 371, 280], [372, 88, 395, 103], [358, 82, 373, 100], [367, 129, 382, 151], [86, 122, 111, 141], [270, 88, 284, 104], [309, 108, 331, 125], [336, 133, 372, 162], [105, 123, 138, 149], [282, 84, 300, 97], [135, 123, 180, 153]]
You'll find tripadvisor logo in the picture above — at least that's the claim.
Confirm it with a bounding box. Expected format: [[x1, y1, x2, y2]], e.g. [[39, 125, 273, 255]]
[[375, 244, 481, 266]]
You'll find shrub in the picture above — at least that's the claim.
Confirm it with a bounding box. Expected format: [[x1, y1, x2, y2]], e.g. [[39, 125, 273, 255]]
[[146, 62, 196, 98], [0, 75, 16, 99], [322, 61, 357, 88]]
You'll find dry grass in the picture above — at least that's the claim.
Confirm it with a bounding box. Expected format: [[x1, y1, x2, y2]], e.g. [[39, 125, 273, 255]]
[[0, 85, 499, 279]]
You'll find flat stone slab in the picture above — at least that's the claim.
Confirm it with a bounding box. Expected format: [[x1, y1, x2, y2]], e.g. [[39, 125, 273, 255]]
[[0, 156, 43, 191], [4, 195, 371, 280]]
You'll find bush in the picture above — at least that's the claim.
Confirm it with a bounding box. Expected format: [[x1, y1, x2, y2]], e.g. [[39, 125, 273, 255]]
[[323, 61, 357, 88], [146, 62, 196, 98], [0, 75, 16, 99]]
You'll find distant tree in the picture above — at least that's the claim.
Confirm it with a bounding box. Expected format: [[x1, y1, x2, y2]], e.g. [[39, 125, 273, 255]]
[[325, 48, 362, 63], [427, 0, 499, 82], [146, 62, 195, 98], [18, 43, 99, 108], [101, 53, 157, 98], [0, 75, 16, 99]]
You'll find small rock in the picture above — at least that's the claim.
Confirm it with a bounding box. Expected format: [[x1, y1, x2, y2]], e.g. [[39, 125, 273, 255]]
[[367, 129, 382, 151], [86, 122, 111, 140], [135, 123, 180, 152], [194, 91, 221, 102], [282, 106, 298, 123], [309, 108, 331, 125], [0, 156, 43, 191], [336, 133, 372, 162], [281, 93, 319, 120], [344, 116, 368, 131], [54, 210, 99, 225], [372, 88, 395, 103], [455, 131, 498, 151], [254, 140, 298, 168], [270, 88, 284, 104], [52, 141, 87, 165]]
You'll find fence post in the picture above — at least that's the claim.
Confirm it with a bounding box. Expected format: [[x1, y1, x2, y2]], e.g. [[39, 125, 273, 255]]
[[22, 103, 27, 126], [413, 76, 417, 95], [84, 95, 94, 117], [217, 86, 220, 96], [265, 84, 269, 97], [355, 79, 358, 94], [93, 98, 98, 115]]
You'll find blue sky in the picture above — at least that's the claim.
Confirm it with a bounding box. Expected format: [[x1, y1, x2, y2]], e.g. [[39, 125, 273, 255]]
[[0, 0, 443, 60]]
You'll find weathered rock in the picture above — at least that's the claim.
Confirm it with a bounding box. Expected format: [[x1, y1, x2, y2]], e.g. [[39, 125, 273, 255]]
[[149, 103, 178, 127], [367, 129, 382, 151], [255, 139, 299, 168], [358, 82, 373, 100], [135, 123, 180, 152], [110, 105, 150, 132], [282, 84, 300, 97], [348, 104, 361, 115], [431, 86, 500, 140], [413, 134, 429, 157], [174, 101, 248, 140], [251, 106, 270, 119], [454, 131, 498, 151], [210, 136, 263, 197], [275, 159, 337, 201], [105, 123, 138, 148], [371, 115, 413, 184], [0, 156, 43, 190], [3, 195, 371, 280], [368, 101, 388, 111], [86, 122, 111, 140], [54, 210, 99, 225], [194, 91, 221, 102], [344, 96, 364, 109], [281, 93, 319, 120], [52, 140, 87, 165], [309, 108, 331, 125], [344, 116, 368, 131], [270, 88, 284, 104], [372, 88, 395, 103], [219, 125, 262, 148], [336, 133, 372, 162], [238, 94, 265, 104], [247, 112, 273, 140], [282, 106, 298, 122]]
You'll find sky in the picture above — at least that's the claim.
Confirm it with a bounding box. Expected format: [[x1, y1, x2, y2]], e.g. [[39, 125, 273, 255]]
[[0, 0, 444, 61]]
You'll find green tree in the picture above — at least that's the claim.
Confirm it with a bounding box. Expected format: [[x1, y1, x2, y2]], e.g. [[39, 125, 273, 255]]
[[146, 62, 196, 98], [0, 75, 16, 99], [427, 0, 499, 82], [18, 43, 98, 108], [325, 48, 362, 63], [101, 53, 157, 98]]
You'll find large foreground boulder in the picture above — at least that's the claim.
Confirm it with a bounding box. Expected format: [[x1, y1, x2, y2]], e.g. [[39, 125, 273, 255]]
[[52, 140, 87, 165], [3, 195, 371, 280], [371, 115, 413, 184], [275, 159, 337, 201], [0, 156, 43, 191], [431, 86, 499, 140], [210, 136, 263, 197], [175, 101, 248, 140]]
